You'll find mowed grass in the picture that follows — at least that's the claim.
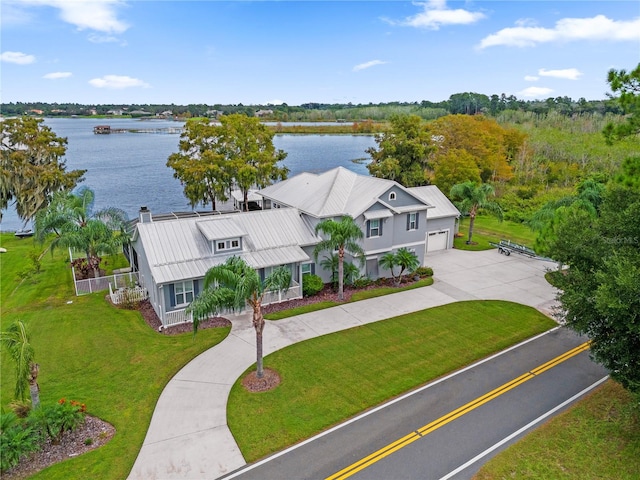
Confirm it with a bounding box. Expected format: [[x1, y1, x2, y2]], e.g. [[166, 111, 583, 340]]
[[474, 380, 640, 480], [0, 234, 230, 480], [455, 216, 537, 251], [229, 300, 556, 462]]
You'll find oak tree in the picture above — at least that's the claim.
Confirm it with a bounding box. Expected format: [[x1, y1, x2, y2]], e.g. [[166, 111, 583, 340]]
[[0, 117, 85, 223]]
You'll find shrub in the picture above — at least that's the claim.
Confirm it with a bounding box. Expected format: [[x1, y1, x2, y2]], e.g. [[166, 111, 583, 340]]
[[302, 274, 324, 297], [414, 266, 434, 278], [28, 399, 86, 445], [352, 276, 373, 289], [0, 412, 40, 473]]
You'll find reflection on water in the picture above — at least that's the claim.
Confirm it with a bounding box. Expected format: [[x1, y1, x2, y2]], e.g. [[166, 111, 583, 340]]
[[1, 118, 375, 231]]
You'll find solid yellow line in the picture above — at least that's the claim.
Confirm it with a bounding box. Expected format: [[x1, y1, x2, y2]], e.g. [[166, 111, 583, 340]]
[[325, 342, 590, 480]]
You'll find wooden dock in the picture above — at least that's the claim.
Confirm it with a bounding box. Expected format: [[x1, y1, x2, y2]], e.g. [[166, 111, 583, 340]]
[[93, 125, 184, 135]]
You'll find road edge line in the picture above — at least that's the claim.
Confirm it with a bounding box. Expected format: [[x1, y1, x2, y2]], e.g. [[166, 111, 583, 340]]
[[438, 375, 610, 480]]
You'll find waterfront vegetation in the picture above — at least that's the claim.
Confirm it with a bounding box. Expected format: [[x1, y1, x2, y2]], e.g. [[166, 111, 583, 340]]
[[229, 301, 556, 461]]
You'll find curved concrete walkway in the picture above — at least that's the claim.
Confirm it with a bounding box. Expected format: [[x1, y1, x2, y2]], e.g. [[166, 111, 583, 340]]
[[128, 249, 558, 480]]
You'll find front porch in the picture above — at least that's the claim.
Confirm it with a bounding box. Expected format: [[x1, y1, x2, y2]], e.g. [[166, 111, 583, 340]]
[[160, 280, 302, 327]]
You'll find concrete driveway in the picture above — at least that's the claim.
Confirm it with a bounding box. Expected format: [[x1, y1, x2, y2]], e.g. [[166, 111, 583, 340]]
[[128, 249, 559, 480]]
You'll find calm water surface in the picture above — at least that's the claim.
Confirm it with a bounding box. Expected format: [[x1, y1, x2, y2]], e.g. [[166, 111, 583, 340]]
[[1, 118, 375, 231]]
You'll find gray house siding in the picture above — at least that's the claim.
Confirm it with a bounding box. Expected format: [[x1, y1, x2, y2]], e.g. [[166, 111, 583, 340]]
[[425, 216, 456, 251]]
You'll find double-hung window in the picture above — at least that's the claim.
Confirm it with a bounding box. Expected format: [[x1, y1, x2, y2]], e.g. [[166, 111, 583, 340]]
[[407, 212, 418, 230], [174, 280, 194, 306], [368, 219, 380, 237]]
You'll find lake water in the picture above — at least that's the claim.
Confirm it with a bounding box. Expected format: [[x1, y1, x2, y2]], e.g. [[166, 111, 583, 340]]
[[1, 118, 375, 231]]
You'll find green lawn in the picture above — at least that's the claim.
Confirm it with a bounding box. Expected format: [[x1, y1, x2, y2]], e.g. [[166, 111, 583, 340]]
[[474, 380, 640, 480], [455, 216, 537, 251], [229, 300, 556, 462], [0, 234, 230, 479]]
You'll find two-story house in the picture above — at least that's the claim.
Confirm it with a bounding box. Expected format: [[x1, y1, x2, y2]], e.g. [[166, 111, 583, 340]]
[[129, 167, 460, 327]]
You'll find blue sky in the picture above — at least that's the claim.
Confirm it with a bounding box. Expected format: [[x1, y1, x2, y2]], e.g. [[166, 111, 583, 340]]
[[1, 1, 639, 105]]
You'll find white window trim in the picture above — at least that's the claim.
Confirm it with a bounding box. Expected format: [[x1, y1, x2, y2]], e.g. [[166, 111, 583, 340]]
[[388, 191, 396, 201], [409, 212, 417, 230], [175, 280, 194, 307], [369, 218, 381, 237]]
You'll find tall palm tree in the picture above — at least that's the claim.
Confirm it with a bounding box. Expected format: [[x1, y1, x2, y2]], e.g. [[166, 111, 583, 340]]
[[187, 256, 291, 378], [34, 187, 129, 278], [450, 182, 503, 244], [0, 320, 40, 409], [313, 216, 365, 301]]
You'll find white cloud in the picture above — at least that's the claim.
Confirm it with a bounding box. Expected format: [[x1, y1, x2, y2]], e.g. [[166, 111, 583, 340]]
[[519, 86, 554, 98], [538, 68, 583, 80], [19, 0, 129, 34], [0, 51, 36, 64], [43, 71, 72, 79], [353, 60, 387, 72], [394, 0, 486, 30], [524, 75, 539, 82], [479, 15, 640, 49], [89, 75, 150, 89]]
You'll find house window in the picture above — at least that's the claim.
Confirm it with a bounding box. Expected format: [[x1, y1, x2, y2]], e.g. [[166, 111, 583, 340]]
[[389, 192, 396, 201], [368, 219, 381, 237], [407, 212, 418, 230], [301, 263, 313, 276], [174, 280, 194, 306], [215, 238, 241, 252]]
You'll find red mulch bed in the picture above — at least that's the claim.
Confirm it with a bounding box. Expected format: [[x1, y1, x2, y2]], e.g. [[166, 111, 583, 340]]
[[241, 368, 282, 392]]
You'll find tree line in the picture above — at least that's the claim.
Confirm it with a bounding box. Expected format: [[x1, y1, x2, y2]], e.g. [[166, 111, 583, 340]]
[[0, 92, 622, 121]]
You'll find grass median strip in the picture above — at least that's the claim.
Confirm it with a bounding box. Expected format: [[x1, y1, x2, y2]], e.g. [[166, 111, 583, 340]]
[[228, 300, 556, 462]]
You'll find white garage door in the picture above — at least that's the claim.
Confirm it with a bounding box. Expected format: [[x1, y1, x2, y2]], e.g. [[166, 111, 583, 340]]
[[427, 230, 448, 252]]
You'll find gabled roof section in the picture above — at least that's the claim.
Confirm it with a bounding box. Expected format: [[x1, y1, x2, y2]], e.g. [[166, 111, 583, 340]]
[[258, 167, 432, 218], [407, 185, 461, 219], [134, 208, 319, 284]]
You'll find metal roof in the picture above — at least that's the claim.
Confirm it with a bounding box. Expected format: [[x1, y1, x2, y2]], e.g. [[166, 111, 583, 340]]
[[135, 208, 319, 284], [407, 186, 461, 219], [258, 167, 430, 219]]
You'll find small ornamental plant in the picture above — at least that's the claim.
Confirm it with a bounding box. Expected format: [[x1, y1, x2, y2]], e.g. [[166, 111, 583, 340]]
[[29, 398, 87, 445]]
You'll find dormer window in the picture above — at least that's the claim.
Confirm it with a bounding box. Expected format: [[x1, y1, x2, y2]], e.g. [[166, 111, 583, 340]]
[[214, 238, 241, 253], [388, 192, 396, 201]]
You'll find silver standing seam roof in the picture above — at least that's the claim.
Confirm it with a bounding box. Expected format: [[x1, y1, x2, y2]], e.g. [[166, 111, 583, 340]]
[[407, 185, 462, 219], [258, 167, 431, 218], [135, 208, 319, 285]]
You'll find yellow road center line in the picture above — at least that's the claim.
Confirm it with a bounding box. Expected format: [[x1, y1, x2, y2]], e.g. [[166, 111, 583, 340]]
[[326, 342, 590, 480]]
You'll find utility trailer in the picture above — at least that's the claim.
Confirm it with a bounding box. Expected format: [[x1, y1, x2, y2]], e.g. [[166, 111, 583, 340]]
[[490, 239, 541, 258]]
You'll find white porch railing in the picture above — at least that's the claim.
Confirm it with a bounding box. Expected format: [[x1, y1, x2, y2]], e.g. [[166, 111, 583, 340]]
[[109, 284, 148, 305], [262, 281, 301, 305], [73, 270, 141, 296], [165, 308, 193, 327], [161, 281, 301, 327]]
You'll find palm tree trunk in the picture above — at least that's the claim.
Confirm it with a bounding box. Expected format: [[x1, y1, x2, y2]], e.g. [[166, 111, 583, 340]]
[[29, 363, 40, 409], [338, 248, 345, 301], [467, 213, 476, 244], [253, 306, 265, 378]]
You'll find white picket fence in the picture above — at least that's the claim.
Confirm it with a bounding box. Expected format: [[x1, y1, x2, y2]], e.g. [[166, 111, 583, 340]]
[[73, 270, 141, 296], [109, 284, 148, 305]]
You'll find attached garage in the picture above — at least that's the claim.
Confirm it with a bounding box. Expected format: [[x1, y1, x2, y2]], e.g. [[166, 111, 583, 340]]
[[426, 230, 449, 253]]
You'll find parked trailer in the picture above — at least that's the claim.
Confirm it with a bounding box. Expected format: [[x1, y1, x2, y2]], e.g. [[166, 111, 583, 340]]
[[490, 239, 539, 258]]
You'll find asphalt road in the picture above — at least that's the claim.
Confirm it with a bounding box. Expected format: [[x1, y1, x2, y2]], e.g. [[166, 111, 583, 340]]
[[221, 327, 609, 480]]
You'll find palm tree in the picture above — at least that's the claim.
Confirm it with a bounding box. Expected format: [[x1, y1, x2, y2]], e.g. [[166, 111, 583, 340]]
[[34, 187, 129, 278], [187, 256, 291, 378], [379, 248, 420, 286], [0, 321, 40, 409], [450, 182, 503, 244], [313, 216, 365, 301]]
